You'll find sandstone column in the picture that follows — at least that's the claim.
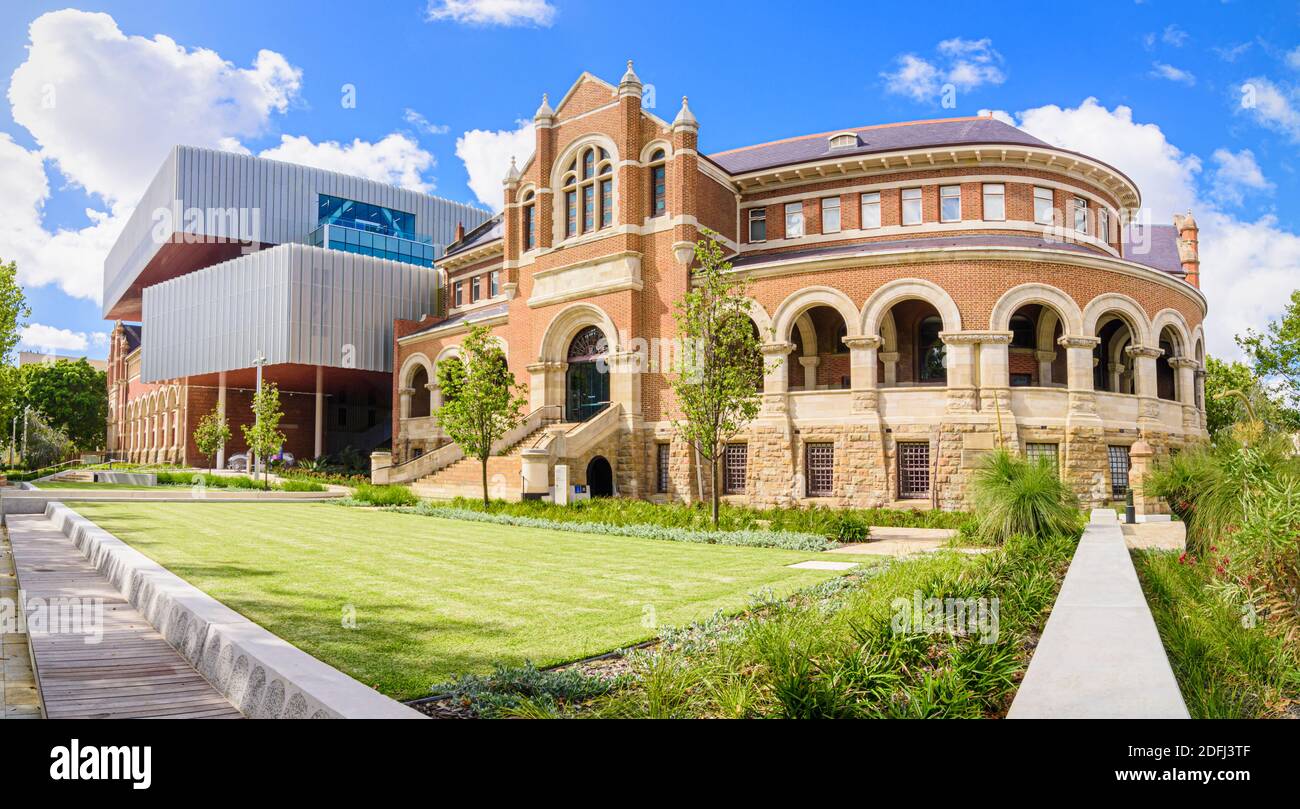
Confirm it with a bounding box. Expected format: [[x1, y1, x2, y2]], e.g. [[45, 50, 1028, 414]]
[[1059, 334, 1105, 506], [1126, 344, 1164, 431]]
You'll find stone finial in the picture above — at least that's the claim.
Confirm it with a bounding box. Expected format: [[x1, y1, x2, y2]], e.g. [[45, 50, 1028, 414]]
[[534, 93, 554, 121], [619, 59, 642, 90], [502, 155, 521, 186], [672, 96, 698, 131]]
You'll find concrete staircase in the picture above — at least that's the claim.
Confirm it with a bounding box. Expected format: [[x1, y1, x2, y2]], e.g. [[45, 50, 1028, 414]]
[[411, 425, 559, 501]]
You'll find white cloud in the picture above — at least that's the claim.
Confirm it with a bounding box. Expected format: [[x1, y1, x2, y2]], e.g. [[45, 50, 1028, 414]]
[[7, 9, 301, 205], [1150, 62, 1195, 86], [988, 98, 1300, 360], [1288, 46, 1300, 71], [882, 38, 1006, 103], [404, 108, 449, 136], [455, 120, 535, 211], [425, 0, 556, 27], [1209, 148, 1273, 206], [1238, 76, 1300, 142], [1214, 42, 1252, 63], [1162, 24, 1189, 47], [259, 133, 436, 193], [17, 323, 106, 353]]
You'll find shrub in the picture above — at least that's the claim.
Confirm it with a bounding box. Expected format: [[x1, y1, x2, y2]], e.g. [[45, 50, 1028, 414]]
[[969, 450, 1081, 544], [433, 662, 623, 719], [279, 478, 326, 492], [835, 512, 871, 543], [353, 482, 419, 507]]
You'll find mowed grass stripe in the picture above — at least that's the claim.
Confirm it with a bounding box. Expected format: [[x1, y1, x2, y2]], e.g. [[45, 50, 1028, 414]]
[[70, 502, 841, 700]]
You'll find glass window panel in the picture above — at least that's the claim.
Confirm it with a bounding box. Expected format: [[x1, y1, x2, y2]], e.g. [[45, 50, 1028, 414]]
[[940, 186, 961, 222], [983, 184, 1005, 221], [902, 187, 922, 225], [748, 208, 766, 242], [1034, 187, 1054, 225], [860, 192, 881, 229], [822, 197, 841, 234], [785, 202, 804, 238]]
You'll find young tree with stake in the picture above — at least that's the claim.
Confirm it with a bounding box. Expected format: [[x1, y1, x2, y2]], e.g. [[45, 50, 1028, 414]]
[[434, 324, 528, 507], [669, 230, 771, 527]]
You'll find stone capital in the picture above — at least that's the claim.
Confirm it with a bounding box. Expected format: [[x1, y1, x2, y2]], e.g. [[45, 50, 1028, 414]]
[[1126, 344, 1164, 360], [424, 382, 438, 392], [940, 330, 1013, 346], [797, 356, 821, 369], [878, 351, 901, 363], [1034, 350, 1058, 363], [1167, 356, 1199, 370], [398, 387, 415, 397], [761, 341, 796, 357], [1057, 334, 1101, 350], [841, 335, 881, 351]]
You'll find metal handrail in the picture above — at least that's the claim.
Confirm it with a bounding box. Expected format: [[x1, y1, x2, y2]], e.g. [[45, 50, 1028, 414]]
[[377, 404, 563, 474]]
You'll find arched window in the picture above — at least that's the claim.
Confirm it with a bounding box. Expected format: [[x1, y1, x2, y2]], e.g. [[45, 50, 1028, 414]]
[[561, 147, 614, 240], [521, 190, 536, 251], [918, 316, 947, 383], [409, 366, 430, 418], [649, 149, 667, 218]]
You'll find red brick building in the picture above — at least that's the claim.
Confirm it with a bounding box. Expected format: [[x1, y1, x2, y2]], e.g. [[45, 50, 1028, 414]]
[[382, 64, 1208, 509]]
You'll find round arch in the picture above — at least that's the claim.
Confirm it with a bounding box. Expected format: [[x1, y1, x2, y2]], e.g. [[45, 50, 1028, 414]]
[[772, 286, 861, 344], [1151, 308, 1192, 356], [639, 139, 673, 164], [539, 302, 620, 363], [1082, 293, 1152, 345], [399, 353, 434, 389], [550, 134, 620, 243], [860, 278, 961, 338], [743, 297, 775, 342], [988, 283, 1084, 335]]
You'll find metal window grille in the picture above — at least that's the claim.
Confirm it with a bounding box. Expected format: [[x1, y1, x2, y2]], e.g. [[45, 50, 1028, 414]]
[[1108, 445, 1131, 498], [898, 442, 931, 499], [805, 443, 834, 497], [724, 444, 748, 494], [656, 444, 670, 494], [1025, 442, 1059, 471]]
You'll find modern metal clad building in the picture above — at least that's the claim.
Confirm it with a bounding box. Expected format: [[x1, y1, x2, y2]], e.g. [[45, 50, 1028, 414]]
[[104, 146, 490, 467]]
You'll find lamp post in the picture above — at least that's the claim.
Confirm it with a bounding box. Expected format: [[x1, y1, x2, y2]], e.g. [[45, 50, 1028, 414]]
[[252, 351, 268, 477]]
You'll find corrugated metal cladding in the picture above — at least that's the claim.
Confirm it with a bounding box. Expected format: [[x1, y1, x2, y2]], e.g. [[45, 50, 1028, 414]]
[[140, 244, 438, 382], [104, 145, 490, 317]]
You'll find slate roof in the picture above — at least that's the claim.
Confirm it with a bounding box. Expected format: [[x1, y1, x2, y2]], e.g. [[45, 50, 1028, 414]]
[[444, 214, 503, 257], [708, 117, 1052, 175], [404, 302, 509, 339], [728, 232, 1183, 273], [1122, 224, 1184, 275]]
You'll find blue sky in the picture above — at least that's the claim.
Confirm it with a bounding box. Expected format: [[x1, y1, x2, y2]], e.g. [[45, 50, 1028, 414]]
[[1, 0, 1298, 360]]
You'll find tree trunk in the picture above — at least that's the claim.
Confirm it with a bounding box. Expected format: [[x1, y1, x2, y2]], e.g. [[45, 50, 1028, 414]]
[[710, 456, 719, 528], [481, 456, 489, 509]]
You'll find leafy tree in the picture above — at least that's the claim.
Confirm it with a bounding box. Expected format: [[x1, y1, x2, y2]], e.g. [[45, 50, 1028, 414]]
[[21, 409, 74, 469], [192, 406, 232, 471], [241, 383, 286, 490], [669, 230, 770, 528], [434, 324, 528, 507], [1238, 289, 1300, 413], [1203, 355, 1300, 437], [8, 359, 108, 451], [0, 258, 29, 363]]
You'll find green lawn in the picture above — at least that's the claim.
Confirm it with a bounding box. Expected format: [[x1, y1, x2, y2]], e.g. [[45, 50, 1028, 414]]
[[70, 502, 842, 700], [34, 481, 166, 490]]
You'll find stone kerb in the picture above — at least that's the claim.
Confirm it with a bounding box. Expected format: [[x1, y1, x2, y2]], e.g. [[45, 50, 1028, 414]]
[[43, 502, 424, 720]]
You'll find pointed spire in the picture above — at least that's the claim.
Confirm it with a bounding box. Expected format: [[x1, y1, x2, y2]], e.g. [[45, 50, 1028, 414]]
[[534, 93, 554, 122], [618, 59, 642, 98], [672, 96, 698, 132], [502, 155, 521, 187]]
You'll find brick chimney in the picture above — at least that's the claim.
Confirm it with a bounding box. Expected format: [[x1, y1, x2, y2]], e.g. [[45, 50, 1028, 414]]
[[1174, 210, 1199, 288], [453, 221, 465, 244]]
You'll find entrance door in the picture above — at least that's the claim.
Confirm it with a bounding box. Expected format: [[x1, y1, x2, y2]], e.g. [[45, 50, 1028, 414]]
[[586, 456, 614, 497], [565, 326, 610, 422], [898, 442, 931, 499]]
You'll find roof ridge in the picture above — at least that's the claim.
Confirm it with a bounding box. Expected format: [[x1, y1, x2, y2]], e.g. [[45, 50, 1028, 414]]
[[708, 115, 993, 158]]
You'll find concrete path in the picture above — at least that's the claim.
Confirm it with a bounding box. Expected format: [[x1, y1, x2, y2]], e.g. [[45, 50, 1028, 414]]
[[6, 513, 242, 719], [1, 525, 41, 719], [826, 525, 961, 557]]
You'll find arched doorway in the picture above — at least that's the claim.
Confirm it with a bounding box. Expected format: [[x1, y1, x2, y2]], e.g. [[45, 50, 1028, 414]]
[[566, 326, 610, 422], [409, 366, 430, 418], [586, 456, 614, 497]]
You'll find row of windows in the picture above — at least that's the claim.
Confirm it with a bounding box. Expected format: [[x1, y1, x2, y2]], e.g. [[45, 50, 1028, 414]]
[[655, 443, 749, 495], [747, 184, 1110, 242], [518, 149, 669, 251], [451, 271, 501, 308]]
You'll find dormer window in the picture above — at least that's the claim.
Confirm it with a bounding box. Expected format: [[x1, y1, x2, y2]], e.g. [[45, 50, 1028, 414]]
[[828, 132, 859, 150], [562, 147, 614, 239]]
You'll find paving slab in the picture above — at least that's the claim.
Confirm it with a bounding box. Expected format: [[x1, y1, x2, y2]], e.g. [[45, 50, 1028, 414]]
[[1121, 520, 1186, 551]]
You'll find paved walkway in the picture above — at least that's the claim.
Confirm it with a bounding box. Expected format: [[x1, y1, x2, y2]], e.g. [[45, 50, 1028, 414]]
[[826, 525, 965, 557], [1, 524, 41, 719], [6, 513, 241, 719]]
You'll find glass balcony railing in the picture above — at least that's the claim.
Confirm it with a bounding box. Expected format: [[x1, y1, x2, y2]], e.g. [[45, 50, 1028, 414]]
[[306, 223, 437, 267]]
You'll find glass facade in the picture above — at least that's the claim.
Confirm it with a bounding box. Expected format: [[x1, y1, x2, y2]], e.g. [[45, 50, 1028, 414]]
[[309, 195, 436, 266]]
